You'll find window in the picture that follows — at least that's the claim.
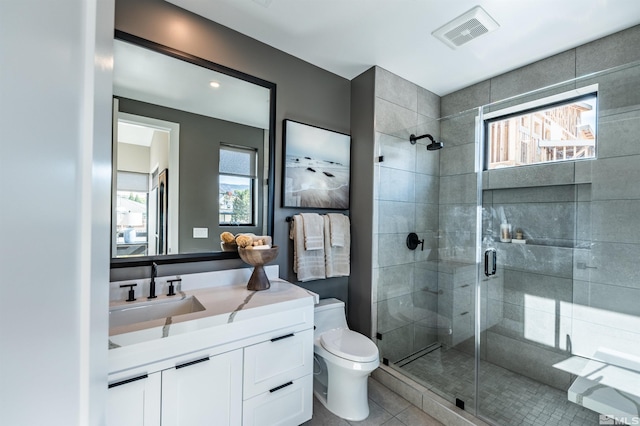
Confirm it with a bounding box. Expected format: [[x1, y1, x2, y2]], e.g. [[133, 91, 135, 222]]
[[115, 171, 149, 256], [219, 144, 257, 225], [485, 89, 597, 170]]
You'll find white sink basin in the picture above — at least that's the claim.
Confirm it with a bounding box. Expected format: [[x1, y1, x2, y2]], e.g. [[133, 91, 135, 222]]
[[110, 296, 206, 328]]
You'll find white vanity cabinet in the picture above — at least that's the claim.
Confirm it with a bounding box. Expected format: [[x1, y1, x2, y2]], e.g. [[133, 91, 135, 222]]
[[107, 372, 161, 426], [108, 278, 316, 426], [107, 349, 242, 426], [161, 349, 243, 426], [242, 329, 314, 426]]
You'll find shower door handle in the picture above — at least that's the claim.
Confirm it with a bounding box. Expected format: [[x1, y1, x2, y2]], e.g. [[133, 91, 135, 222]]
[[484, 248, 497, 276]]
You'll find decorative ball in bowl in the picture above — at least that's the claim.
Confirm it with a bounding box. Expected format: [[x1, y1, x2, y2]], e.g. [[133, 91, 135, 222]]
[[237, 246, 279, 291], [220, 241, 238, 252]]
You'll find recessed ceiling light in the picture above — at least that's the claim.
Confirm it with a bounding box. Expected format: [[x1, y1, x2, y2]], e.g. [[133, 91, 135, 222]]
[[209, 81, 220, 88]]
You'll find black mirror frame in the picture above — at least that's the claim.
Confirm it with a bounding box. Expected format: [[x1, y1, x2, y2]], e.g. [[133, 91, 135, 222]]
[[111, 31, 276, 269]]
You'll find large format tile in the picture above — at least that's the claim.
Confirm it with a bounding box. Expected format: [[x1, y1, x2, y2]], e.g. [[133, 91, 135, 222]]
[[591, 155, 640, 201], [368, 379, 412, 417], [394, 405, 442, 426], [441, 80, 490, 117], [378, 323, 414, 362], [377, 132, 417, 173], [376, 67, 418, 112], [417, 86, 440, 119], [439, 111, 478, 147], [377, 233, 416, 267], [439, 143, 476, 176], [591, 199, 640, 244], [378, 200, 416, 234], [576, 25, 640, 76], [377, 294, 414, 334], [439, 173, 478, 205], [485, 162, 575, 190], [583, 63, 640, 114], [378, 167, 415, 202], [489, 50, 576, 103], [377, 264, 414, 301], [414, 203, 439, 234], [375, 97, 417, 140], [596, 108, 640, 159], [415, 173, 439, 204]]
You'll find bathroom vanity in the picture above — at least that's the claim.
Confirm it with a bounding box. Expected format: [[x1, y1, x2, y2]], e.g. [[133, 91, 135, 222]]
[[108, 267, 317, 426]]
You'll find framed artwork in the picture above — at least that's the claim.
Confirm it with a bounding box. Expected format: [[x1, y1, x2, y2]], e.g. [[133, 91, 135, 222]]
[[282, 119, 351, 209]]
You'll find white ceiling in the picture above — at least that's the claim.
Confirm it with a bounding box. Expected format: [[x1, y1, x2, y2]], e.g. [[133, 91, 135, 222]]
[[168, 0, 640, 96]]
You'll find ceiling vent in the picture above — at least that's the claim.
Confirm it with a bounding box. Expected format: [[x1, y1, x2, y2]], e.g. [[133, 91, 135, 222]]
[[432, 6, 499, 49]]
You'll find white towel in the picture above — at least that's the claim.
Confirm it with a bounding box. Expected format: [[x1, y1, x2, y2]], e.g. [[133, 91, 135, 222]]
[[323, 215, 350, 278], [290, 215, 326, 282], [300, 213, 324, 250], [327, 213, 348, 247]]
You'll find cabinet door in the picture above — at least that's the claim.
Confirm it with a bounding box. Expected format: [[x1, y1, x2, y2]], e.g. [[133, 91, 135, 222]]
[[161, 349, 243, 426], [107, 372, 161, 426]]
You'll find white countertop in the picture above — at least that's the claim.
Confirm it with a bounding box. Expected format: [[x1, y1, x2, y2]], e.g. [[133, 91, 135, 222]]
[[109, 279, 318, 349]]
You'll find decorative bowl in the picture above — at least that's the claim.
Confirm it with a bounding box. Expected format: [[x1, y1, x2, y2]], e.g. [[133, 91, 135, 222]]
[[238, 246, 279, 291]]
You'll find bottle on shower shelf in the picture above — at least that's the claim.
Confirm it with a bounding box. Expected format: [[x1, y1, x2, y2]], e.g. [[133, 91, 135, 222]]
[[500, 221, 512, 243]]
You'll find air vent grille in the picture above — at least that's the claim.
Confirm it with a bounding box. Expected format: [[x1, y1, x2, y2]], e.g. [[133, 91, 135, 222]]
[[432, 6, 499, 49]]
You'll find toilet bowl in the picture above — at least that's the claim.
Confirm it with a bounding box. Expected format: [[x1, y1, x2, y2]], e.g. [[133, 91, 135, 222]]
[[313, 298, 380, 421]]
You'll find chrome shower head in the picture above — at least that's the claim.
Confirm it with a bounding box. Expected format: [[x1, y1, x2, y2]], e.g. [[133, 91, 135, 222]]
[[409, 133, 443, 150]]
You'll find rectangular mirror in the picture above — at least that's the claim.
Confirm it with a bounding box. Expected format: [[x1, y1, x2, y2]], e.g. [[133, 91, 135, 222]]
[[111, 32, 275, 267]]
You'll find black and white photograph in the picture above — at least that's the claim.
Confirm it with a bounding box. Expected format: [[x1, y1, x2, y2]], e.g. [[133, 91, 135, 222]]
[[283, 120, 350, 209]]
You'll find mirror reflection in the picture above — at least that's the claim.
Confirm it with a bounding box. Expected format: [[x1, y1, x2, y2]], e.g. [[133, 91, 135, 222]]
[[112, 35, 274, 261]]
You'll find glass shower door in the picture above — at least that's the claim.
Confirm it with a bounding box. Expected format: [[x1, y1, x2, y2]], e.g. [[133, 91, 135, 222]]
[[476, 61, 640, 425]]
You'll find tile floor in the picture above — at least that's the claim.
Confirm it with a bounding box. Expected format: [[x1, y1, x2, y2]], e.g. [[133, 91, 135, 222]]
[[401, 346, 600, 425], [303, 377, 443, 426]]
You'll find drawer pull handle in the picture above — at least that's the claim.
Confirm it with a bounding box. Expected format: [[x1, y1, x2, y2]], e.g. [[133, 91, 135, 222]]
[[108, 374, 148, 389], [460, 311, 469, 316], [175, 357, 210, 369], [459, 284, 470, 288], [271, 333, 294, 342], [269, 381, 293, 393]]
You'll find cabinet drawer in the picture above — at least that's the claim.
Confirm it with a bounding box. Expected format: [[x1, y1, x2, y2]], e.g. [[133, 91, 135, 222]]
[[242, 374, 312, 426], [243, 328, 313, 399]]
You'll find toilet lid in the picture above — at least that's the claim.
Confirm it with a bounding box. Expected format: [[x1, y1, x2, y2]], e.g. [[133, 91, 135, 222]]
[[320, 329, 379, 363]]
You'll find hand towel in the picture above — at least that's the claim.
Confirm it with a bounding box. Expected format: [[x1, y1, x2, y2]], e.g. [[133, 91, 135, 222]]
[[300, 213, 324, 250], [324, 215, 350, 278], [327, 213, 348, 247], [290, 215, 326, 282]]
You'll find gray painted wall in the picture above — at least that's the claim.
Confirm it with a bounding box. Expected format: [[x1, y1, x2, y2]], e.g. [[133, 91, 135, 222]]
[[114, 0, 351, 303], [349, 67, 376, 336]]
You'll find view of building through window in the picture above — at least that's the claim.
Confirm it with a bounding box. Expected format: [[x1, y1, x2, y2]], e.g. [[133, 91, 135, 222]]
[[116, 190, 148, 254], [486, 94, 597, 169], [219, 145, 257, 225]]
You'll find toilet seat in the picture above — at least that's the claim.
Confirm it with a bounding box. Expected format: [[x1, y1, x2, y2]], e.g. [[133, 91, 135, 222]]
[[320, 329, 378, 363]]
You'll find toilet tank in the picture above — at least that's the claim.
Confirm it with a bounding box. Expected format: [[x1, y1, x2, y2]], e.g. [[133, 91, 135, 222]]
[[314, 298, 348, 335]]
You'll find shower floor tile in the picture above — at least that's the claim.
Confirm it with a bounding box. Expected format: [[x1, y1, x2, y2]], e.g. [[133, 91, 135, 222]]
[[400, 346, 602, 426]]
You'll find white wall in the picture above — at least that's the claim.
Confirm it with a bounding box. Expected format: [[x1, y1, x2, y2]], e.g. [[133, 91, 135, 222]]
[[0, 1, 114, 425]]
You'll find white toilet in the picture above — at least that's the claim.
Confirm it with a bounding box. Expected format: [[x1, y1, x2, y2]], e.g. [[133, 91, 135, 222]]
[[313, 298, 380, 421]]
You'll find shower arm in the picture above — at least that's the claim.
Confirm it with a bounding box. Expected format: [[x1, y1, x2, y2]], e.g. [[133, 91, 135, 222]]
[[409, 133, 436, 145]]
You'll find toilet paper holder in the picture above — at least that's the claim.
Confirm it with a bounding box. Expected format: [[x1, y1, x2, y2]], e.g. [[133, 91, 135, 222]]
[[406, 232, 424, 251]]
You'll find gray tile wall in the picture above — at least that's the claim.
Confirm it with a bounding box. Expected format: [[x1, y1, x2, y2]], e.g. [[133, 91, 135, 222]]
[[370, 24, 640, 400], [439, 25, 640, 392], [373, 67, 442, 362]]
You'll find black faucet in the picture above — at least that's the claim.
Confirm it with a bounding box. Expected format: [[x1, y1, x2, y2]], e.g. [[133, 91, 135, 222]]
[[148, 262, 158, 299]]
